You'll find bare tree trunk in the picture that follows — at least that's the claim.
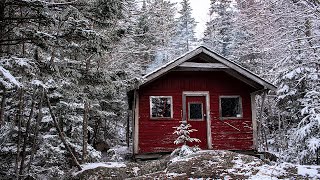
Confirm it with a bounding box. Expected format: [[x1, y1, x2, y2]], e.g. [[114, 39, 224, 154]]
[[49, 50, 55, 65], [28, 88, 44, 172], [45, 92, 82, 171], [19, 89, 37, 179], [15, 89, 24, 179], [126, 112, 130, 147], [0, 1, 4, 54], [20, 6, 25, 56], [259, 91, 268, 153], [82, 101, 89, 163], [0, 88, 6, 127]]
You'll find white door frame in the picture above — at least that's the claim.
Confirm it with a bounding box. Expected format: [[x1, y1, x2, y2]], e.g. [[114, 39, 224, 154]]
[[182, 91, 212, 149]]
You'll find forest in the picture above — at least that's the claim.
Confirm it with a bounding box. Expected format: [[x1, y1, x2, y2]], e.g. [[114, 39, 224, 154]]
[[0, 0, 319, 179]]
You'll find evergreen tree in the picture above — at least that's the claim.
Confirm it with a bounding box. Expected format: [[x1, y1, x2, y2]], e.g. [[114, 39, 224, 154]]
[[173, 122, 200, 145], [235, 0, 320, 164], [173, 0, 198, 56], [0, 0, 143, 178], [172, 122, 201, 157], [203, 0, 236, 58], [134, 0, 177, 71]]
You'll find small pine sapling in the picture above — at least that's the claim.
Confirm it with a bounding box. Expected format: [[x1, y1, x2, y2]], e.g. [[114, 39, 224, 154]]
[[172, 121, 201, 157], [173, 122, 201, 145]]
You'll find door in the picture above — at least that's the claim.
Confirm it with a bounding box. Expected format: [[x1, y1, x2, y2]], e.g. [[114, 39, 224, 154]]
[[185, 96, 208, 149]]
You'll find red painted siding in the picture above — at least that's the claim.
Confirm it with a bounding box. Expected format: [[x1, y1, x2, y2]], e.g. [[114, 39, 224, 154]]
[[138, 71, 256, 154]]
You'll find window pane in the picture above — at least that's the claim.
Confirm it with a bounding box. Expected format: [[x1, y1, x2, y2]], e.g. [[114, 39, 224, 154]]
[[189, 103, 203, 120], [221, 97, 241, 118], [151, 97, 172, 118]]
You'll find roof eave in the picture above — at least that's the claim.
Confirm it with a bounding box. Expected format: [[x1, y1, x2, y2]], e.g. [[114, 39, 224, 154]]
[[139, 46, 277, 91]]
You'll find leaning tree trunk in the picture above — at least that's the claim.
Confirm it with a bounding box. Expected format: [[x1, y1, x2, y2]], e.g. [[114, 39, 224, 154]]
[[0, 88, 6, 127], [19, 89, 37, 179], [82, 101, 89, 163], [15, 89, 24, 179], [28, 88, 44, 172], [45, 92, 82, 171]]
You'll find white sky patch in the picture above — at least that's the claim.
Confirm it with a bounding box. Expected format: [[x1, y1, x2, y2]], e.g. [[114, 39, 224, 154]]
[[170, 0, 211, 39]]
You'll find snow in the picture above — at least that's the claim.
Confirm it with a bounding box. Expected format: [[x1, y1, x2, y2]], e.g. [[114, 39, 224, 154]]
[[132, 167, 140, 176], [105, 145, 131, 161], [307, 137, 320, 153], [74, 162, 126, 175], [43, 135, 58, 139], [31, 80, 47, 88], [13, 57, 33, 68], [297, 165, 320, 178], [277, 84, 289, 94], [0, 65, 21, 88], [167, 172, 187, 178], [41, 115, 53, 122]]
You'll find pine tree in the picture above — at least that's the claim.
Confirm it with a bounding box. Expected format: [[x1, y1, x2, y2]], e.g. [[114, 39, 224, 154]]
[[134, 0, 177, 71], [172, 122, 201, 157], [234, 0, 320, 164], [203, 0, 236, 58], [173, 0, 198, 56], [0, 0, 144, 178], [173, 122, 200, 145]]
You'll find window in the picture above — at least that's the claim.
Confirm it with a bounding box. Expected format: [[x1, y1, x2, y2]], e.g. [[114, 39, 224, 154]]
[[188, 102, 203, 120], [219, 96, 242, 119], [150, 96, 173, 118]]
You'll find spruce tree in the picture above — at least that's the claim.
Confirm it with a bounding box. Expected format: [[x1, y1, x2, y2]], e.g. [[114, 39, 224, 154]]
[[134, 0, 177, 71], [203, 0, 236, 58], [173, 0, 198, 56]]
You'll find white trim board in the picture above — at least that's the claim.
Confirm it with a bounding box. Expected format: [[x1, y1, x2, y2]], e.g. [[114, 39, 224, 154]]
[[133, 90, 139, 154], [182, 91, 212, 149]]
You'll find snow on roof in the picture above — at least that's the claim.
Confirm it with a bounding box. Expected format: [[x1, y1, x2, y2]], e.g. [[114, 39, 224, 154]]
[[0, 65, 21, 89]]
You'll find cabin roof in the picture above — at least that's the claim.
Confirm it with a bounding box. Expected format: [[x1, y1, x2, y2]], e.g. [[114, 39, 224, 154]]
[[140, 46, 276, 91]]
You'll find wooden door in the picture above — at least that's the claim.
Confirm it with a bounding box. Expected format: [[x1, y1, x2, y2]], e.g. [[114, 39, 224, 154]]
[[186, 96, 208, 149]]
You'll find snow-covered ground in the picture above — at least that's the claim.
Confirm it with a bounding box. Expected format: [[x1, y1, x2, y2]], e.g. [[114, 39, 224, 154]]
[[73, 162, 126, 176], [73, 150, 320, 179]]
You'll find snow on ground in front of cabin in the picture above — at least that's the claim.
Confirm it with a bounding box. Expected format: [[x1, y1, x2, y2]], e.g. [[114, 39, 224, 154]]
[[73, 162, 126, 175], [73, 150, 320, 179], [230, 154, 320, 179], [169, 150, 320, 179], [297, 165, 320, 178], [248, 163, 320, 180]]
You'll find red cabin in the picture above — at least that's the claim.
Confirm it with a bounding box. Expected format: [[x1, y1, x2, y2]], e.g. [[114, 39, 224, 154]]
[[130, 46, 276, 156]]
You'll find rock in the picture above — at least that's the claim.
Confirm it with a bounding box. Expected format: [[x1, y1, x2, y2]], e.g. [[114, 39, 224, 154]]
[[71, 150, 320, 179]]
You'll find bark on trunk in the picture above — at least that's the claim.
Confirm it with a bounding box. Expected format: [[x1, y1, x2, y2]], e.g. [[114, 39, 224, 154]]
[[28, 88, 44, 172], [82, 101, 89, 163], [15, 89, 24, 179], [19, 89, 37, 179], [45, 92, 82, 171], [0, 88, 6, 127], [258, 91, 268, 153]]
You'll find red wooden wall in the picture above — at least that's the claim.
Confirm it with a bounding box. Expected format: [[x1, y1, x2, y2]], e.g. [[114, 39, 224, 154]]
[[138, 70, 256, 154]]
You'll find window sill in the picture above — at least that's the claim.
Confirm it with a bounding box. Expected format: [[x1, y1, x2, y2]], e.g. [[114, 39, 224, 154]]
[[150, 117, 174, 120], [220, 117, 243, 120]]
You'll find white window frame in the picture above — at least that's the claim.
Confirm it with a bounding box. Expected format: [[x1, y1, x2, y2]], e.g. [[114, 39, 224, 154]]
[[219, 96, 243, 120], [188, 102, 204, 121], [149, 96, 173, 119]]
